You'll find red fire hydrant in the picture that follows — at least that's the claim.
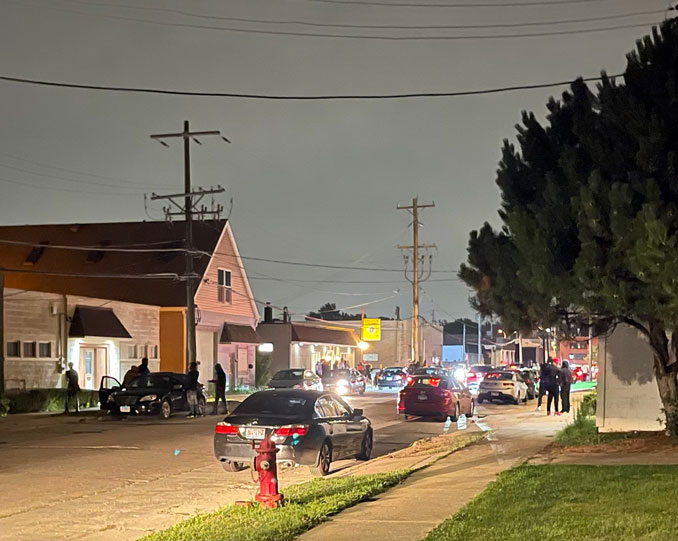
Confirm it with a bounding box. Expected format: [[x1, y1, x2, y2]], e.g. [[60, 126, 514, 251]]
[[253, 435, 284, 509]]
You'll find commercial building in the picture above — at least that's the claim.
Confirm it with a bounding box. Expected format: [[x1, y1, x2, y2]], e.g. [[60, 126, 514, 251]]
[[0, 219, 260, 391]]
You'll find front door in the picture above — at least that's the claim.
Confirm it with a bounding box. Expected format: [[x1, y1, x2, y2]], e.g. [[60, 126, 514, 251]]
[[79, 346, 108, 390]]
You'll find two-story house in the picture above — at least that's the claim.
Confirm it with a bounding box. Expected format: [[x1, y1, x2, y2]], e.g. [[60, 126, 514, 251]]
[[0, 219, 259, 391]]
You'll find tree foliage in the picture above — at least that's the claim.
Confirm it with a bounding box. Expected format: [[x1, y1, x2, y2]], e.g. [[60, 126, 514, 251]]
[[459, 21, 678, 433], [307, 302, 361, 321]]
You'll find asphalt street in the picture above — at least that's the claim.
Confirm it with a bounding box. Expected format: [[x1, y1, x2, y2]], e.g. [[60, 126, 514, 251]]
[[0, 391, 533, 540]]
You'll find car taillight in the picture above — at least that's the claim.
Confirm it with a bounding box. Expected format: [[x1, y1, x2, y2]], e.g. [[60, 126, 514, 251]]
[[215, 423, 239, 435], [273, 426, 308, 438], [406, 376, 414, 386], [398, 397, 405, 411], [429, 378, 440, 387]]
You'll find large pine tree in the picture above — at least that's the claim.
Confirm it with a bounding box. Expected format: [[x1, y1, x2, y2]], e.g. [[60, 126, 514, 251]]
[[460, 20, 678, 435]]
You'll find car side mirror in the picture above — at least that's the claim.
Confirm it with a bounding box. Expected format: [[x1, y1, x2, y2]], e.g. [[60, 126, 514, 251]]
[[352, 408, 363, 418]]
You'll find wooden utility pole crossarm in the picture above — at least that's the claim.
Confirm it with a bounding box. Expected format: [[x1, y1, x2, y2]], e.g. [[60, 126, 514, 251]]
[[397, 197, 435, 365], [150, 120, 228, 371]]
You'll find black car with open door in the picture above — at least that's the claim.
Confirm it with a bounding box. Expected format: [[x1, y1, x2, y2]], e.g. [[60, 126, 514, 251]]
[[100, 372, 206, 419]]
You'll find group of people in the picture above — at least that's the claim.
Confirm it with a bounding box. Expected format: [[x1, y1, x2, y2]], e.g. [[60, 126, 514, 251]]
[[536, 358, 573, 416]]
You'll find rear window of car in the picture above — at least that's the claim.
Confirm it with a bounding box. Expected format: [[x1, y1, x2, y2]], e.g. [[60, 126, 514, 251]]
[[272, 370, 304, 380], [384, 368, 403, 375], [471, 365, 494, 373], [235, 393, 310, 415], [409, 376, 448, 389], [484, 372, 514, 381]]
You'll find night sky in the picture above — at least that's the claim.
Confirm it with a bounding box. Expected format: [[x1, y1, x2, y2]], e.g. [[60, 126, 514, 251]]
[[0, 0, 664, 320]]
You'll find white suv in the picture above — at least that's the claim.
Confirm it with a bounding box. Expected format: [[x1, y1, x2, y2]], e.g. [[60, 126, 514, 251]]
[[477, 371, 528, 405]]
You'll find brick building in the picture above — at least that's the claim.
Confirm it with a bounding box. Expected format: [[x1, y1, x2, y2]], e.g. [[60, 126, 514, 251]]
[[0, 219, 260, 391]]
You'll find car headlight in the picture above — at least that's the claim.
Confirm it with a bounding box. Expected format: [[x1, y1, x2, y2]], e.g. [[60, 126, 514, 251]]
[[139, 394, 157, 402], [337, 379, 349, 387]]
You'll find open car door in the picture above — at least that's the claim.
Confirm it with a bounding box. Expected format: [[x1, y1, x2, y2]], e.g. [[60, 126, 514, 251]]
[[99, 376, 121, 410]]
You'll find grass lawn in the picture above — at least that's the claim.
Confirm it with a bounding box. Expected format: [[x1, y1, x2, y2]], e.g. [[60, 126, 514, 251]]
[[554, 416, 630, 446], [142, 470, 410, 541], [572, 381, 597, 392], [425, 464, 678, 541]]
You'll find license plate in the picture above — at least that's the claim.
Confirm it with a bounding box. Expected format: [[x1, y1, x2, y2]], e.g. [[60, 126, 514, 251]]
[[418, 392, 428, 401], [120, 405, 131, 413], [245, 427, 266, 440], [491, 392, 500, 397]]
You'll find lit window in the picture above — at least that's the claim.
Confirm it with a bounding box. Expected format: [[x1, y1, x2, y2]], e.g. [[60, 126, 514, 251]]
[[217, 269, 232, 304]]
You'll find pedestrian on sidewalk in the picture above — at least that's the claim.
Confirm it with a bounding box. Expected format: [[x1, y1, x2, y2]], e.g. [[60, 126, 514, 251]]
[[559, 360, 573, 414], [212, 363, 228, 415], [138, 356, 150, 376], [64, 362, 80, 413], [123, 365, 139, 387], [186, 362, 201, 418], [539, 359, 560, 416], [315, 358, 325, 378]]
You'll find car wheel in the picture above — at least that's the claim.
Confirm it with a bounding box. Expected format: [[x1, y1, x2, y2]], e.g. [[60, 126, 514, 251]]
[[221, 460, 247, 473], [198, 396, 207, 416], [467, 400, 475, 417], [450, 403, 460, 422], [512, 393, 519, 405], [310, 441, 332, 477], [522, 392, 528, 403], [477, 397, 484, 404], [356, 428, 373, 461], [159, 399, 172, 419]]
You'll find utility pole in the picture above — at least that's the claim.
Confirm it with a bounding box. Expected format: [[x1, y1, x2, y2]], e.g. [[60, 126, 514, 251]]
[[462, 321, 467, 368], [588, 317, 593, 379], [0, 271, 4, 393], [477, 313, 482, 365], [397, 197, 435, 365], [150, 121, 228, 371]]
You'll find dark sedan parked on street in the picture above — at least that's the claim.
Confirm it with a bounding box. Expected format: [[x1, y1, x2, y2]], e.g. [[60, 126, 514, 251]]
[[376, 366, 408, 389], [214, 389, 372, 476], [268, 369, 322, 390], [100, 372, 207, 419]]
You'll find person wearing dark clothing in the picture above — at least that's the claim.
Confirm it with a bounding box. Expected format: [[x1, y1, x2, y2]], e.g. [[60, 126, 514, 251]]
[[64, 362, 80, 413], [537, 360, 560, 415], [186, 362, 201, 418], [138, 357, 150, 376], [212, 363, 228, 415], [559, 361, 573, 414]]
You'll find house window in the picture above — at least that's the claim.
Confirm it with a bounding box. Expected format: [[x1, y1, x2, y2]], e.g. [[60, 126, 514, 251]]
[[217, 268, 232, 304], [38, 342, 52, 358], [139, 345, 148, 358], [150, 345, 158, 359], [23, 341, 37, 358], [127, 344, 137, 359], [6, 341, 20, 357]]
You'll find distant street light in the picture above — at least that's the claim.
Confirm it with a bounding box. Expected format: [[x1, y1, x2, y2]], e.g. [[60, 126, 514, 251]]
[[358, 341, 369, 351]]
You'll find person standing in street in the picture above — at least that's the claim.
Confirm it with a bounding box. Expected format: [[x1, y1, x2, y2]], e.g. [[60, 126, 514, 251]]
[[186, 362, 200, 418], [138, 357, 150, 376], [540, 359, 560, 416], [212, 363, 228, 415], [315, 358, 325, 378], [560, 360, 573, 414], [64, 362, 80, 413]]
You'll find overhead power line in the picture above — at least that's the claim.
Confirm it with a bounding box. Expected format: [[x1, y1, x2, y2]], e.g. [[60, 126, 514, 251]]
[[0, 72, 623, 101], [50, 1, 665, 31], [300, 0, 613, 7], [0, 266, 180, 280], [16, 2, 658, 41]]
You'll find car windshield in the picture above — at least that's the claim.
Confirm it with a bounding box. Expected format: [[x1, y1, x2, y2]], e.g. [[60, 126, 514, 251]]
[[414, 368, 442, 375], [323, 370, 350, 380], [127, 375, 170, 388], [272, 370, 304, 380], [485, 372, 514, 381], [234, 393, 310, 416]]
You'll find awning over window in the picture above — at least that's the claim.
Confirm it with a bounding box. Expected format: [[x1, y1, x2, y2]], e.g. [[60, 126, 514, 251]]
[[220, 323, 261, 344], [291, 324, 359, 347], [69, 305, 132, 339]]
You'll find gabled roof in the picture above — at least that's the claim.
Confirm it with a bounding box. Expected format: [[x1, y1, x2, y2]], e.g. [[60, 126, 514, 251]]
[[0, 220, 226, 307]]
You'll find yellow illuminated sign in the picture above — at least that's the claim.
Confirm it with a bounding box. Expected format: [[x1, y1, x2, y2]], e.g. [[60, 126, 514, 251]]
[[361, 318, 381, 341]]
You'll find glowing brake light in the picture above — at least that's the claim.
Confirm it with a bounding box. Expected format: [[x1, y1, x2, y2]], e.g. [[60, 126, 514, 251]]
[[428, 377, 440, 387], [406, 376, 414, 385], [215, 423, 239, 435], [273, 426, 309, 438]]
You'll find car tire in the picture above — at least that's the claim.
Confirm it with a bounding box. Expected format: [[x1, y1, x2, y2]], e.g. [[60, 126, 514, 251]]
[[356, 428, 373, 461], [512, 394, 519, 405], [159, 399, 172, 420], [450, 403, 460, 422], [522, 393, 528, 403], [310, 440, 332, 477], [467, 400, 475, 417], [221, 461, 247, 473], [477, 397, 484, 404]]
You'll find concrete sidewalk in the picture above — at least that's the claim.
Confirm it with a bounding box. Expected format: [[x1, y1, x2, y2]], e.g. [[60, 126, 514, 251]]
[[299, 409, 567, 541]]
